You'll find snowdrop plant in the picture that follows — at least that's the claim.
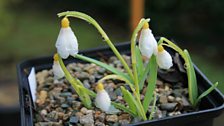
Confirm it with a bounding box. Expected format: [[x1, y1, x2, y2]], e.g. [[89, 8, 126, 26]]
[[53, 11, 218, 120]]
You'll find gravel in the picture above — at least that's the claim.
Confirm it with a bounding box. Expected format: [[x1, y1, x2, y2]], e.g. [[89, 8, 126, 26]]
[[34, 55, 194, 125]]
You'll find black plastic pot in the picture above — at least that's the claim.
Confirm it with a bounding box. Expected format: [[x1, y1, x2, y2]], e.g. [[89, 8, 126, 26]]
[[17, 42, 224, 126]]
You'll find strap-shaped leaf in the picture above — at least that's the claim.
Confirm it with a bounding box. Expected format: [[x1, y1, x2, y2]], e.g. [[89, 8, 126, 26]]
[[139, 60, 151, 90], [143, 55, 157, 112], [74, 54, 132, 83], [76, 86, 92, 109], [135, 46, 144, 82], [111, 102, 136, 116], [120, 86, 138, 116], [184, 50, 198, 106], [195, 82, 218, 105]]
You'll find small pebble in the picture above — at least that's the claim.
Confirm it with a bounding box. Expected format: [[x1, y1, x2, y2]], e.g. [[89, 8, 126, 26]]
[[106, 115, 118, 122], [69, 116, 79, 124], [40, 109, 47, 116], [98, 113, 106, 122], [159, 95, 168, 104], [79, 113, 94, 126], [175, 97, 182, 102], [36, 90, 48, 106], [60, 92, 72, 97], [61, 103, 69, 109], [95, 121, 105, 126], [81, 107, 88, 114], [160, 103, 177, 111], [119, 119, 130, 126], [167, 95, 175, 102]]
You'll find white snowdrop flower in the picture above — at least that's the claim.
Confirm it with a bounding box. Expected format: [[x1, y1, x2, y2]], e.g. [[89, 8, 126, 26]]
[[52, 54, 65, 80], [139, 22, 158, 59], [156, 45, 173, 69], [55, 17, 78, 59], [95, 83, 111, 112]]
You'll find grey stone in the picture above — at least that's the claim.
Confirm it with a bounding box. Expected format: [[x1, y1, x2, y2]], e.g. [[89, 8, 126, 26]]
[[60, 92, 72, 97], [79, 113, 94, 126], [69, 116, 79, 124], [160, 103, 178, 111], [61, 103, 69, 109], [83, 80, 91, 89]]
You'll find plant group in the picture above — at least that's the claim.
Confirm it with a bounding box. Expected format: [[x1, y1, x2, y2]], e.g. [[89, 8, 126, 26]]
[[52, 11, 218, 121]]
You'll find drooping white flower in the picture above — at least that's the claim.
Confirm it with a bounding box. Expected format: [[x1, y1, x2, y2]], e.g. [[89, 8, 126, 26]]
[[52, 54, 65, 80], [95, 83, 111, 112], [55, 17, 78, 59], [139, 22, 158, 59], [156, 45, 173, 69]]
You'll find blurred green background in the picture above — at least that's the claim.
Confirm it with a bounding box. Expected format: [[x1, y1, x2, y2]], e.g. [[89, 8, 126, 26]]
[[0, 0, 223, 107]]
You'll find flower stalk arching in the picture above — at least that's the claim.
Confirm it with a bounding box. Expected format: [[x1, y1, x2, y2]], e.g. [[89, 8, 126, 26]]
[[158, 37, 198, 106], [130, 18, 150, 94], [57, 11, 134, 82], [158, 37, 218, 107]]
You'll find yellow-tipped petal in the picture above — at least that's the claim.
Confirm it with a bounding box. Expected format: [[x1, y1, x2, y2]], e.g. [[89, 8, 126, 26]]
[[61, 17, 70, 28], [96, 83, 104, 92], [143, 22, 149, 29], [53, 53, 59, 61], [158, 45, 164, 52]]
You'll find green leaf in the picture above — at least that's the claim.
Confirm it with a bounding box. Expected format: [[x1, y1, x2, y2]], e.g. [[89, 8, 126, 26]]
[[143, 55, 158, 112], [111, 102, 136, 116], [74, 54, 132, 83], [183, 50, 198, 106], [76, 87, 92, 109], [135, 46, 144, 79], [149, 93, 157, 120], [120, 86, 138, 116], [139, 60, 151, 90], [195, 82, 218, 106]]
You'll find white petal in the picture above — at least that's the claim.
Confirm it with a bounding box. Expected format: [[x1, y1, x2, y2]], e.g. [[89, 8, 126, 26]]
[[139, 28, 158, 58], [55, 27, 78, 59], [95, 90, 111, 112], [156, 50, 173, 69], [64, 27, 79, 56], [53, 61, 65, 80]]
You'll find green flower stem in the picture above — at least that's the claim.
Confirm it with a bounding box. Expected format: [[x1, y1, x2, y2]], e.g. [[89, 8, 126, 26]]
[[158, 37, 198, 106], [58, 11, 134, 81], [58, 55, 93, 108], [131, 18, 150, 94], [98, 74, 135, 92]]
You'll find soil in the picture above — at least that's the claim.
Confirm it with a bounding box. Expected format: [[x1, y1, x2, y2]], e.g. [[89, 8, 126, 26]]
[[34, 54, 194, 126]]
